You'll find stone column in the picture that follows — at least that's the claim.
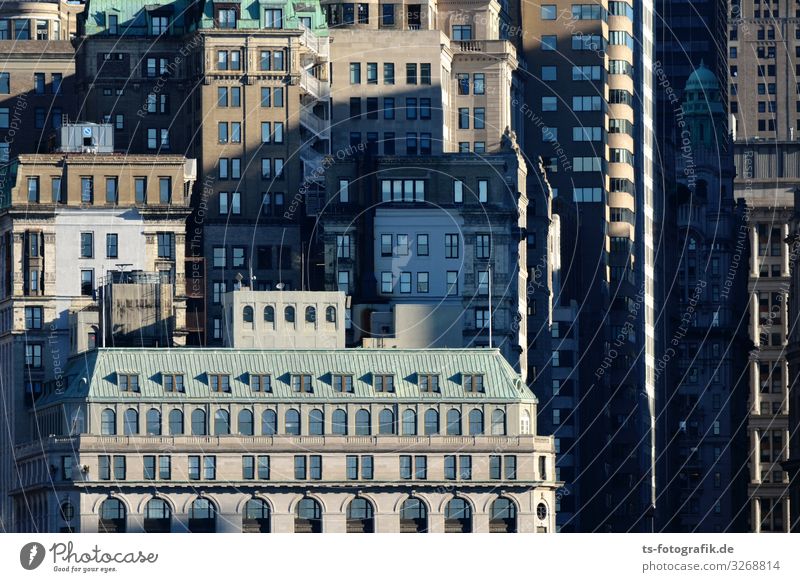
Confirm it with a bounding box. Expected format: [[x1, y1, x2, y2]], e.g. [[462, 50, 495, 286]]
[[753, 497, 761, 533], [751, 360, 760, 414], [751, 226, 759, 276], [752, 430, 761, 483], [783, 223, 790, 276], [751, 292, 760, 347]]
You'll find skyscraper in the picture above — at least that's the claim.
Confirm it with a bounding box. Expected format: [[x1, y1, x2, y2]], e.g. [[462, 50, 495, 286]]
[[520, 1, 657, 531]]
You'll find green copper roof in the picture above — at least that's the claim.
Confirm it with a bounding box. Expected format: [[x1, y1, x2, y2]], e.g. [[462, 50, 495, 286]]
[[45, 348, 534, 404], [199, 0, 328, 35], [82, 0, 200, 36]]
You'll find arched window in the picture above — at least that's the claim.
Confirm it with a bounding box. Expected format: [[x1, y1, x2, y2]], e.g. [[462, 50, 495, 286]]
[[264, 306, 275, 323], [99, 498, 126, 533], [169, 409, 184, 435], [424, 409, 439, 435], [379, 409, 395, 434], [346, 497, 375, 533], [144, 498, 171, 533], [285, 409, 301, 435], [491, 409, 506, 435], [332, 409, 348, 435], [444, 498, 472, 533], [243, 498, 271, 533], [262, 409, 277, 435], [295, 497, 322, 533], [189, 498, 216, 533], [238, 409, 254, 436], [146, 409, 161, 435], [123, 408, 138, 435], [355, 409, 371, 435], [285, 306, 295, 323], [400, 497, 428, 533], [446, 409, 461, 435], [468, 409, 484, 435], [305, 305, 316, 323], [191, 408, 207, 435], [402, 409, 417, 435], [326, 306, 336, 322], [243, 306, 254, 323], [309, 409, 324, 435], [214, 410, 230, 435], [520, 410, 531, 435], [101, 408, 116, 435], [490, 497, 517, 533]]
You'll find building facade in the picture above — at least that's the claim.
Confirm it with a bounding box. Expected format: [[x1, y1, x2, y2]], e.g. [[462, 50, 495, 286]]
[[320, 145, 529, 374], [519, 1, 658, 531], [0, 122, 195, 529], [14, 347, 558, 533], [733, 141, 797, 532]]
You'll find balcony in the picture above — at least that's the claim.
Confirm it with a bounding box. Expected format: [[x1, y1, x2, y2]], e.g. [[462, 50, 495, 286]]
[[298, 24, 330, 60]]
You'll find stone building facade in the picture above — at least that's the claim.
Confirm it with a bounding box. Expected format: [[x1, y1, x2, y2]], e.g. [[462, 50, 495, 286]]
[[15, 347, 558, 533]]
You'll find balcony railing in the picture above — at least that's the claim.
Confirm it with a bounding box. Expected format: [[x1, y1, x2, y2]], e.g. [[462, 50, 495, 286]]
[[299, 104, 330, 139], [300, 69, 330, 101]]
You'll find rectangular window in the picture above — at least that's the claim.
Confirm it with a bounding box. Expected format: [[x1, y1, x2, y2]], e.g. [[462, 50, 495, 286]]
[[459, 455, 472, 480], [419, 374, 439, 392], [446, 271, 458, 295], [159, 456, 171, 479], [347, 455, 359, 480], [489, 455, 501, 479], [420, 63, 431, 85], [157, 233, 173, 259], [189, 456, 201, 480], [474, 108, 485, 129], [27, 177, 39, 203], [258, 456, 270, 479], [105, 233, 118, 258], [381, 271, 393, 293], [374, 374, 394, 392], [310, 455, 322, 480], [367, 62, 378, 84], [144, 456, 156, 480], [24, 307, 43, 329], [400, 455, 412, 479], [350, 62, 361, 84], [209, 374, 230, 392], [292, 374, 313, 393], [417, 272, 429, 293], [445, 455, 457, 480], [384, 62, 395, 84], [414, 456, 427, 479], [80, 270, 94, 296], [445, 233, 459, 258], [80, 232, 94, 258], [203, 456, 216, 480], [113, 456, 126, 480], [464, 374, 484, 392], [458, 107, 469, 129], [504, 455, 517, 480], [399, 272, 411, 293], [406, 63, 417, 84], [333, 374, 354, 393], [476, 234, 491, 259], [243, 456, 255, 480]]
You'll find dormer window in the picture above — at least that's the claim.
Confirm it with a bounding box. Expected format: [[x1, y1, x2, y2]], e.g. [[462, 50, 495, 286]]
[[264, 8, 283, 29], [292, 374, 313, 393], [334, 374, 354, 393], [107, 14, 119, 35], [374, 374, 394, 393], [209, 373, 230, 392], [119, 373, 139, 392], [419, 374, 439, 392], [216, 7, 238, 29], [464, 374, 484, 393], [163, 373, 184, 392], [251, 374, 271, 392], [151, 16, 170, 36]]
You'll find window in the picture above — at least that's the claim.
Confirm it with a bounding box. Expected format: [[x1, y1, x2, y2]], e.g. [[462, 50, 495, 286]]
[[209, 374, 230, 392], [25, 344, 42, 368], [447, 409, 462, 435], [417, 272, 429, 293], [469, 410, 484, 435], [405, 63, 418, 85], [113, 456, 126, 480], [542, 35, 557, 50], [420, 374, 439, 392], [367, 62, 378, 84], [415, 456, 427, 479], [309, 409, 324, 435], [118, 373, 139, 392], [334, 374, 353, 393], [25, 306, 43, 329], [79, 232, 94, 258], [446, 271, 458, 295], [374, 373, 394, 393], [379, 409, 395, 434], [400, 272, 412, 293], [476, 234, 491, 259], [292, 374, 313, 393], [98, 410, 117, 437], [80, 270, 94, 296], [354, 409, 372, 435], [491, 410, 506, 435], [445, 234, 460, 258], [452, 25, 472, 40], [464, 374, 484, 392], [350, 63, 361, 84]]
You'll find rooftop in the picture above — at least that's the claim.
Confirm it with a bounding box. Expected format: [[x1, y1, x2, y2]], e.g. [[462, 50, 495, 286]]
[[41, 347, 535, 404]]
